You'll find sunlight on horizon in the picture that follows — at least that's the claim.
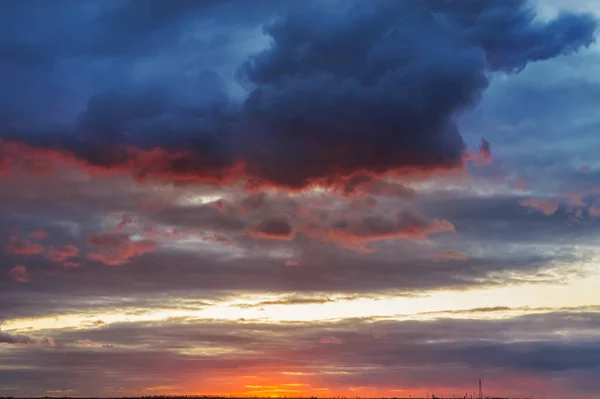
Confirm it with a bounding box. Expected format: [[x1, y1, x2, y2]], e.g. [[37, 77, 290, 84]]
[[4, 268, 600, 333]]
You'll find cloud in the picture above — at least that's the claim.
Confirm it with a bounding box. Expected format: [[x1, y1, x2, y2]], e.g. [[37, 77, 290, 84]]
[[202, 234, 233, 245], [322, 208, 455, 251], [9, 264, 30, 283], [227, 0, 594, 188], [588, 201, 600, 217], [29, 229, 49, 239], [3, 232, 80, 268], [0, 0, 595, 190], [44, 244, 79, 264], [433, 250, 469, 261], [75, 339, 113, 348], [519, 198, 560, 215], [5, 237, 44, 255], [87, 232, 158, 266], [0, 330, 54, 347], [425, 0, 598, 72], [4, 311, 600, 396], [0, 2, 598, 396], [320, 336, 343, 345], [117, 214, 135, 229], [234, 295, 357, 308], [249, 215, 295, 240], [338, 174, 417, 199], [464, 138, 492, 165]]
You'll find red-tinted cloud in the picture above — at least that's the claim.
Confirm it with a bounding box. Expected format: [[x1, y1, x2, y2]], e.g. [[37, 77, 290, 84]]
[[320, 209, 455, 252], [464, 138, 492, 166], [589, 201, 600, 217], [9, 264, 31, 283], [5, 237, 44, 255], [117, 213, 135, 229], [141, 225, 189, 240], [4, 234, 80, 268], [87, 232, 158, 266], [218, 192, 455, 250], [29, 229, 49, 239], [0, 141, 248, 186], [212, 199, 226, 212], [202, 234, 233, 245], [338, 173, 417, 199], [0, 140, 467, 194], [320, 336, 343, 345], [519, 198, 559, 215], [44, 244, 80, 264], [433, 251, 468, 261]]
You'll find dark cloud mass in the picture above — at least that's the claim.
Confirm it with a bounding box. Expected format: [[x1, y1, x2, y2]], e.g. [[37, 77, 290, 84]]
[[0, 0, 595, 188]]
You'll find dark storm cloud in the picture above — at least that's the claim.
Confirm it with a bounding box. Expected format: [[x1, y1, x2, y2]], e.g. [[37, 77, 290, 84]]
[[423, 0, 597, 72], [0, 0, 276, 133], [0, 0, 596, 188], [232, 0, 596, 187], [0, 0, 284, 62]]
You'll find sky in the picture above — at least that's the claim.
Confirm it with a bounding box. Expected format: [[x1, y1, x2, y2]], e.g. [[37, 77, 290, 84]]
[[1, 0, 600, 397]]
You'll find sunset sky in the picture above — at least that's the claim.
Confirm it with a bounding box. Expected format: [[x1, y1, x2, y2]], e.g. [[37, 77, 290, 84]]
[[2, 0, 600, 398]]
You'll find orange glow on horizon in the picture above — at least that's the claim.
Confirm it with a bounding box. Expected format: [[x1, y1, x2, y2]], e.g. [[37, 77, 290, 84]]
[[151, 367, 438, 399]]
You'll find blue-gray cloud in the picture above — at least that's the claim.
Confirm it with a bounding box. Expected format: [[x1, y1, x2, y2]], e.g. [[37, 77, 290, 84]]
[[0, 0, 596, 188]]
